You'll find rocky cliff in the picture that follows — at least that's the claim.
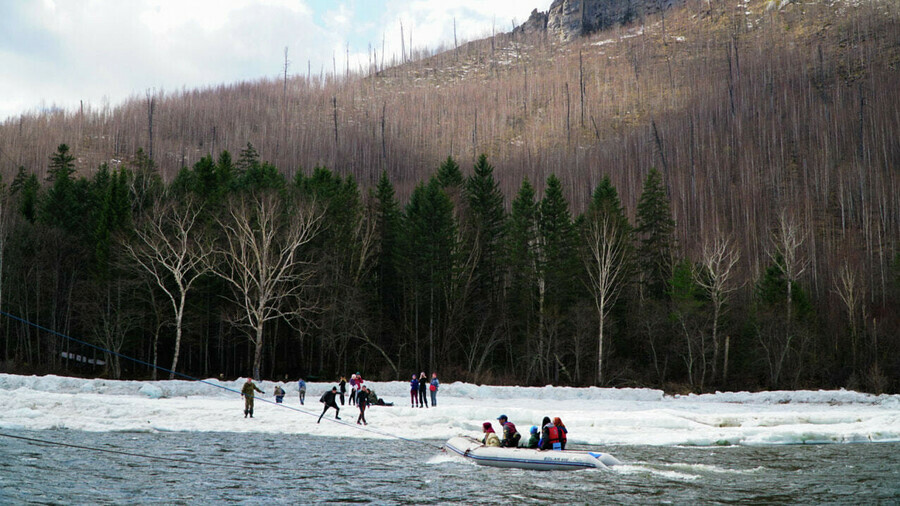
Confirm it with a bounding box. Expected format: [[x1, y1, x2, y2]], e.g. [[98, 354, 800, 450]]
[[516, 0, 685, 41]]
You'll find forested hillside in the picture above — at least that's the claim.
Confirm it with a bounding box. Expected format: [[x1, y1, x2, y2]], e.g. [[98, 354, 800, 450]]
[[0, 0, 898, 392]]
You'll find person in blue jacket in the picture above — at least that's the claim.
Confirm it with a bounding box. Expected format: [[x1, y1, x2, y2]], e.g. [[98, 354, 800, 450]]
[[410, 374, 419, 407], [429, 372, 440, 406], [525, 426, 539, 448], [298, 378, 307, 405]]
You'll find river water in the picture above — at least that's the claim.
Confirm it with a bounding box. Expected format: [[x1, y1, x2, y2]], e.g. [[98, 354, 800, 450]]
[[1, 430, 898, 504]]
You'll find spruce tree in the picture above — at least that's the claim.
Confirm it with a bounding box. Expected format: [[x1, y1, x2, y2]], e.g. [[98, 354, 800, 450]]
[[635, 168, 675, 300], [235, 142, 261, 177], [537, 174, 577, 383], [506, 178, 540, 375], [464, 154, 506, 307], [403, 178, 456, 372], [39, 144, 84, 235], [374, 171, 402, 343], [436, 156, 464, 189], [10, 166, 40, 223]]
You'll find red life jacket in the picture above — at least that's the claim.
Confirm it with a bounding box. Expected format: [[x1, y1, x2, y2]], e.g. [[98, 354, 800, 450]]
[[546, 424, 560, 444], [556, 425, 567, 444]]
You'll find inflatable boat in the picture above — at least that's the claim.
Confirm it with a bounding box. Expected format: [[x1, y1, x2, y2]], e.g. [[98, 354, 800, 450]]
[[443, 436, 621, 471]]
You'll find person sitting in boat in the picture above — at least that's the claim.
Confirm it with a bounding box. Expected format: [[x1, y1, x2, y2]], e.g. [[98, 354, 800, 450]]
[[524, 425, 539, 448], [553, 417, 568, 450], [539, 416, 563, 451], [482, 422, 501, 447], [497, 414, 521, 448]]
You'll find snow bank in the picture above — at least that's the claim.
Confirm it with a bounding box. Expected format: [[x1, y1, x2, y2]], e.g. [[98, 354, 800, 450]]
[[1, 374, 898, 447]]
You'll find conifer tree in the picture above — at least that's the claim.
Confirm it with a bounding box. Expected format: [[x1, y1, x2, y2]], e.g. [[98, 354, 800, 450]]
[[39, 144, 84, 234], [537, 174, 577, 383], [403, 178, 456, 372], [464, 154, 506, 309], [506, 178, 540, 378], [374, 171, 402, 345], [635, 168, 676, 300], [10, 166, 40, 223], [436, 156, 464, 189], [235, 142, 261, 178]]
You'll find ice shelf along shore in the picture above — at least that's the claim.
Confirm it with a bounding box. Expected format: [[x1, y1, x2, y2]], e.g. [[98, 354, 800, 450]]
[[1, 373, 898, 446]]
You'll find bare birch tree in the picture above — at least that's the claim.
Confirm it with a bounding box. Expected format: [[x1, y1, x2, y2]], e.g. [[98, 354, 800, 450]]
[[211, 192, 323, 380], [694, 233, 741, 384], [582, 216, 628, 385], [762, 210, 810, 387], [834, 262, 864, 371], [122, 198, 210, 379]]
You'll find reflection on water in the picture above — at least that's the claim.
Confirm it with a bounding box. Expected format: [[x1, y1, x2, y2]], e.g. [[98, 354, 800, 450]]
[[1, 430, 898, 504]]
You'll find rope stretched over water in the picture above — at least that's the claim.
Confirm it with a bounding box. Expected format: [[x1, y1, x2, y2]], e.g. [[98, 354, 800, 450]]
[[0, 432, 267, 469], [0, 310, 445, 455]]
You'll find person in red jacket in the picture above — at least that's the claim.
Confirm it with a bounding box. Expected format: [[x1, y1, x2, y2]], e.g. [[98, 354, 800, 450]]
[[539, 416, 562, 450], [553, 417, 568, 450]]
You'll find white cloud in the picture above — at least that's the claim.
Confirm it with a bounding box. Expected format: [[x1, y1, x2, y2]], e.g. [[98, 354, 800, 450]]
[[0, 0, 553, 120]]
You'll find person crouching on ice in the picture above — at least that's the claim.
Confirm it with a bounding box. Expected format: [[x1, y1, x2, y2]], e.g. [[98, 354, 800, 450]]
[[241, 378, 264, 418], [482, 422, 501, 447], [317, 386, 341, 423]]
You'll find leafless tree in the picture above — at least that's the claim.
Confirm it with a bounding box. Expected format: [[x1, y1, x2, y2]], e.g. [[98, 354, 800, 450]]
[[582, 216, 628, 385], [85, 279, 142, 379], [761, 210, 810, 387], [210, 192, 323, 380], [834, 262, 865, 371], [122, 198, 210, 379], [694, 232, 742, 384]]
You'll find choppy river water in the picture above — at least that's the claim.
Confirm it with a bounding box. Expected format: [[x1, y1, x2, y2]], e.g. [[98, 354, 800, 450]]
[[1, 430, 898, 504]]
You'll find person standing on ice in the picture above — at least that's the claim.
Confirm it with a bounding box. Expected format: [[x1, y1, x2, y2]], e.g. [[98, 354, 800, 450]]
[[354, 373, 364, 404], [410, 374, 419, 407], [348, 374, 357, 405], [481, 422, 501, 447], [298, 378, 307, 405], [356, 385, 369, 425], [241, 378, 264, 418], [429, 372, 439, 406], [418, 372, 429, 408], [273, 384, 285, 404], [339, 376, 347, 405], [317, 386, 341, 423]]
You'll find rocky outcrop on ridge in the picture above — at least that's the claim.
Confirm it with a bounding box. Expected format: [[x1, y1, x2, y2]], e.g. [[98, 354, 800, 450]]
[[516, 0, 685, 41]]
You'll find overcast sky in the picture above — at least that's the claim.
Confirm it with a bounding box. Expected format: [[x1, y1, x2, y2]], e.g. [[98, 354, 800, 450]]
[[0, 0, 552, 121]]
